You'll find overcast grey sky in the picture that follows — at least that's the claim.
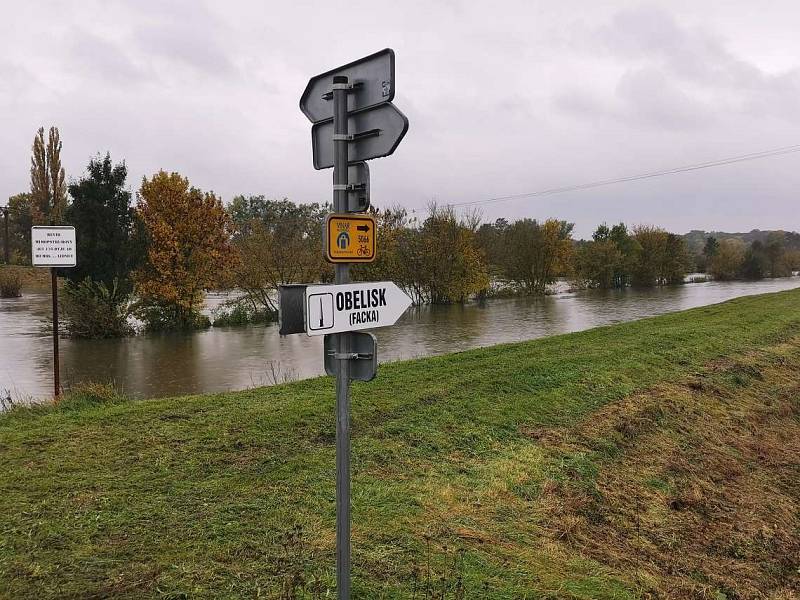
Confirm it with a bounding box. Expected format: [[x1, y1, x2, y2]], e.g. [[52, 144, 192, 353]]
[[2, 0, 799, 237]]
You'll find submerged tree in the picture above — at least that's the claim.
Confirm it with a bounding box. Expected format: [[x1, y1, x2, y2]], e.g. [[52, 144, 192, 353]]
[[578, 223, 688, 288], [709, 239, 746, 281], [362, 204, 488, 305], [577, 223, 639, 288], [354, 205, 416, 291], [498, 218, 574, 294], [631, 226, 690, 286], [576, 237, 622, 289], [414, 204, 488, 304], [764, 232, 791, 277], [134, 171, 233, 330], [227, 195, 327, 316], [66, 154, 143, 292], [739, 240, 769, 280], [60, 154, 144, 338]]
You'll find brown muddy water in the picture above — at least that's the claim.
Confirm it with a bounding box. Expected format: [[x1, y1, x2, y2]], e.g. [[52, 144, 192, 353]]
[[1, 277, 798, 401]]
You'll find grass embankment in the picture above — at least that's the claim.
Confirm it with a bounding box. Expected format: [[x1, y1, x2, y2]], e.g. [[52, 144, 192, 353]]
[[2, 290, 800, 599]]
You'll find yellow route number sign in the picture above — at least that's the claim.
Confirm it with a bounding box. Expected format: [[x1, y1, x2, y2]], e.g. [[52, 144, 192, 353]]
[[325, 214, 376, 263]]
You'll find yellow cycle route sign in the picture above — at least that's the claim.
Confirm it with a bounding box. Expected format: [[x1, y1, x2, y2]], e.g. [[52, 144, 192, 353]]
[[325, 214, 376, 263]]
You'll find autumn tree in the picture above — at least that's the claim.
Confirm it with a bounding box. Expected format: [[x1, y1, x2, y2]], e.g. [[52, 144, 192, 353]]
[[353, 205, 416, 290], [412, 204, 488, 304], [631, 225, 690, 286], [578, 223, 687, 288], [134, 171, 234, 330], [709, 239, 746, 280], [577, 223, 639, 288], [30, 126, 67, 224], [498, 218, 574, 294], [576, 237, 621, 289], [227, 195, 327, 317]]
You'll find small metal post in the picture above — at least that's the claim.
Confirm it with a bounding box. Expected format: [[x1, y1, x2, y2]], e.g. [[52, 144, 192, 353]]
[[51, 267, 60, 398], [332, 74, 351, 599], [2, 207, 9, 265]]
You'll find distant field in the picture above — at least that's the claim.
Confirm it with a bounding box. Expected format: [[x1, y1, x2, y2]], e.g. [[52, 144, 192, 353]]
[[1, 289, 799, 599]]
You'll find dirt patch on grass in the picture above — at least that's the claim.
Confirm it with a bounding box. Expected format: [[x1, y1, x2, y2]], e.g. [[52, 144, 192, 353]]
[[535, 339, 800, 598]]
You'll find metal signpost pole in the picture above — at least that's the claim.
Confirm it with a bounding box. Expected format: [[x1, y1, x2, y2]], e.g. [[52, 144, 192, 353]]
[[295, 51, 408, 598], [51, 267, 60, 397], [2, 207, 9, 265], [31, 226, 74, 399], [332, 74, 351, 599]]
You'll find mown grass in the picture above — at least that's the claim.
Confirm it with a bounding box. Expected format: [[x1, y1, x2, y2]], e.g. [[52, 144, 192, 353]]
[[1, 289, 800, 598]]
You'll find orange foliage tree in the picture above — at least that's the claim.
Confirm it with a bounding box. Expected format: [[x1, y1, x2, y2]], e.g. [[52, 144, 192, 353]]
[[134, 171, 234, 329]]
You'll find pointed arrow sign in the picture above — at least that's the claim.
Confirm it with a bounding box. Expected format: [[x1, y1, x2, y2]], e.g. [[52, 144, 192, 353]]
[[311, 102, 409, 170], [356, 224, 370, 232], [300, 48, 395, 124], [304, 281, 412, 337]]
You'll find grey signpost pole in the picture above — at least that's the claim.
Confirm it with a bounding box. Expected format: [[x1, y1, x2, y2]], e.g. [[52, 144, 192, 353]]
[[332, 74, 351, 599], [51, 267, 60, 397], [2, 206, 9, 265], [296, 51, 408, 598]]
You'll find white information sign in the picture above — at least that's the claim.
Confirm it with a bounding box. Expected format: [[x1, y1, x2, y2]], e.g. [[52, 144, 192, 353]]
[[305, 281, 412, 337], [31, 226, 76, 267]]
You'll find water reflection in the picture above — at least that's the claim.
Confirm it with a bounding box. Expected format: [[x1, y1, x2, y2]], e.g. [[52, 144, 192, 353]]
[[1, 277, 798, 400]]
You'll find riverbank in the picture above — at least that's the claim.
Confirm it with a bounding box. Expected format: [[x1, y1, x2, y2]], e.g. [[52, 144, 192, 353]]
[[2, 289, 799, 598], [5, 277, 800, 401]]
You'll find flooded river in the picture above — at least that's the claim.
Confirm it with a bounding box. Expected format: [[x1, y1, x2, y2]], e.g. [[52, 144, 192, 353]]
[[1, 277, 799, 401]]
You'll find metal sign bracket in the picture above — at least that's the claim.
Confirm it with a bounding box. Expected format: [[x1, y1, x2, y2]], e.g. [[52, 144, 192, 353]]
[[331, 351, 374, 361], [324, 332, 378, 382], [322, 81, 364, 100], [332, 129, 381, 143], [333, 183, 367, 192]]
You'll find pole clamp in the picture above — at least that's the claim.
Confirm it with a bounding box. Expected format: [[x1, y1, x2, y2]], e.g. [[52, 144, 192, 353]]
[[333, 129, 381, 143], [333, 183, 367, 192], [332, 352, 374, 360], [322, 82, 363, 100]]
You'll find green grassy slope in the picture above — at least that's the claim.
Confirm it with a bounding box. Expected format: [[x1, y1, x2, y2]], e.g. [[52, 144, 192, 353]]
[[2, 289, 800, 599]]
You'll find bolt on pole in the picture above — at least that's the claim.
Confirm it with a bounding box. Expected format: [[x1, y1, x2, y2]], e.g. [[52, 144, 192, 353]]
[[332, 74, 352, 600]]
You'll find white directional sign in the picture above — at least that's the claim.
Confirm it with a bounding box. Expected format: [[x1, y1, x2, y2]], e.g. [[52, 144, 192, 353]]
[[305, 281, 412, 337], [31, 226, 76, 267]]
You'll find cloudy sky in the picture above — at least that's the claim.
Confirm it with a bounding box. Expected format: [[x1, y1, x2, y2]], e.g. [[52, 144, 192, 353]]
[[2, 0, 799, 237]]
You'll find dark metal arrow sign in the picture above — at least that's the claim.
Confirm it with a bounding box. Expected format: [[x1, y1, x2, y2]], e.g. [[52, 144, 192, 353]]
[[300, 49, 395, 123], [311, 103, 409, 170]]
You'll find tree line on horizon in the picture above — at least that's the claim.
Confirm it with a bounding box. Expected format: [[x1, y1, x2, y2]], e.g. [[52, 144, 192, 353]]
[[2, 126, 798, 338]]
